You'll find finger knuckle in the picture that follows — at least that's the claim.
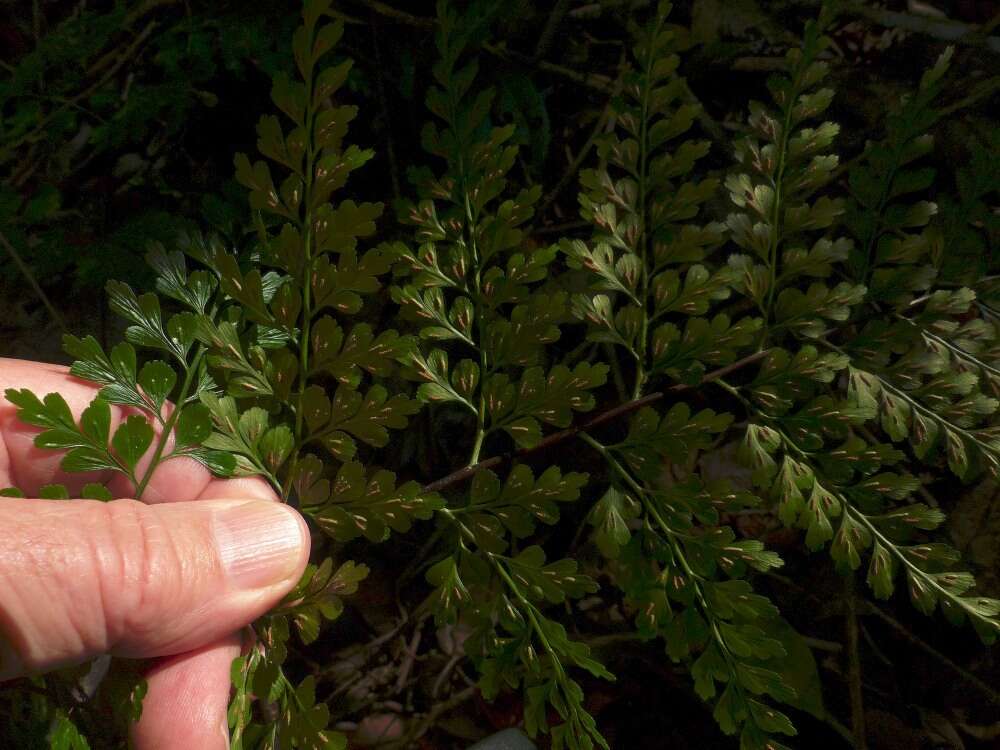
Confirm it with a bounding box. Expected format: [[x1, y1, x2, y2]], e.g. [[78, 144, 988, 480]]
[[93, 499, 184, 648]]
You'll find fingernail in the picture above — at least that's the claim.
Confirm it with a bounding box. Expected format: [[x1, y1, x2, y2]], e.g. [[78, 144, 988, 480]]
[[213, 501, 306, 590]]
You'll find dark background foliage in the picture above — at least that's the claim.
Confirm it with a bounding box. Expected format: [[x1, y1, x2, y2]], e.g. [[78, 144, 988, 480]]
[[1, 1, 999, 748]]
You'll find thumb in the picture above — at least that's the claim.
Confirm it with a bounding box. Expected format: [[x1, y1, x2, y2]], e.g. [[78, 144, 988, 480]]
[[0, 496, 309, 680]]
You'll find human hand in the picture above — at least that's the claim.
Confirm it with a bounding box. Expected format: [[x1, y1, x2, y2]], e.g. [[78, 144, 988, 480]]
[[0, 357, 311, 748]]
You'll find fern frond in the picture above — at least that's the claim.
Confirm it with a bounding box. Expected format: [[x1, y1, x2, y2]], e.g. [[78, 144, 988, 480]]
[[565, 0, 728, 396], [724, 13, 864, 342], [845, 48, 953, 297], [565, 4, 805, 747], [740, 412, 1000, 644], [391, 3, 613, 746]]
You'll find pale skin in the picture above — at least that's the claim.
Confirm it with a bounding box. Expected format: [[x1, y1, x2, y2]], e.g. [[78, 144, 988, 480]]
[[0, 358, 312, 749]]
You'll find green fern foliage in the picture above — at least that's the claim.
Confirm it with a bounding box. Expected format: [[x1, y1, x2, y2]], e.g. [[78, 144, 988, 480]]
[[3, 1, 433, 746], [563, 5, 805, 748], [724, 10, 863, 341], [725, 16, 1000, 648], [4, 258, 235, 500], [3, 0, 999, 748], [835, 48, 1000, 482], [565, 2, 737, 393], [218, 1, 441, 742], [389, 3, 614, 747]]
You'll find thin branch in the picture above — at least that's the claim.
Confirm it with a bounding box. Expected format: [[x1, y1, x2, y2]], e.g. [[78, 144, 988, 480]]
[[979, 9, 1000, 38], [430, 652, 463, 698], [845, 575, 868, 750], [732, 56, 790, 72], [534, 52, 625, 222], [533, 0, 573, 61], [976, 10, 1000, 36], [534, 219, 591, 236], [0, 229, 68, 332], [0, 20, 159, 164], [359, 0, 435, 28], [825, 713, 861, 749], [844, 2, 1000, 52], [387, 685, 478, 748], [938, 74, 1000, 118], [804, 636, 844, 653], [392, 621, 424, 693], [864, 602, 1000, 707], [85, 0, 178, 77], [422, 349, 771, 494], [483, 42, 614, 92], [122, 0, 180, 32], [355, 0, 616, 95], [369, 11, 401, 204]]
